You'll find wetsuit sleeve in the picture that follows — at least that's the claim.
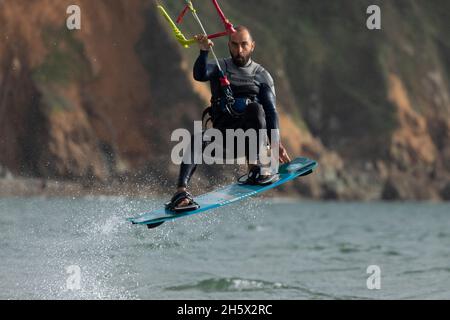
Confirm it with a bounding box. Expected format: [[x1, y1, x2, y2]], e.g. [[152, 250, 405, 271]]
[[193, 50, 218, 82], [257, 70, 280, 142]]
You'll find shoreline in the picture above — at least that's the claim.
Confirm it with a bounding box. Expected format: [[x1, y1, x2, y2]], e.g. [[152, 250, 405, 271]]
[[0, 176, 291, 199], [1, 177, 447, 203], [0, 176, 160, 198]]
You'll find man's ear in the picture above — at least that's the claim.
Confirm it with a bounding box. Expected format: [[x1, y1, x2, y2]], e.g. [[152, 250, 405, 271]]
[[251, 41, 256, 52]]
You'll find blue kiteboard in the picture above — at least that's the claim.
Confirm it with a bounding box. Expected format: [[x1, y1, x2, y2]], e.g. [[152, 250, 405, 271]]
[[127, 157, 318, 229]]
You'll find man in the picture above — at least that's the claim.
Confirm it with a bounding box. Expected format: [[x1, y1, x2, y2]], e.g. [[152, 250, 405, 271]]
[[166, 26, 291, 212]]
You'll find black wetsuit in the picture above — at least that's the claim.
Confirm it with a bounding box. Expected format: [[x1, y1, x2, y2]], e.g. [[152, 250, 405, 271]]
[[177, 50, 280, 188]]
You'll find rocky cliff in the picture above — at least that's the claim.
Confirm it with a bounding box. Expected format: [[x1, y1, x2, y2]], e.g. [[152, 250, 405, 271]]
[[0, 0, 449, 200]]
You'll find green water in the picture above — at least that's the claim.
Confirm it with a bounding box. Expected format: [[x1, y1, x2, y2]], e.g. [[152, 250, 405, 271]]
[[0, 197, 449, 299]]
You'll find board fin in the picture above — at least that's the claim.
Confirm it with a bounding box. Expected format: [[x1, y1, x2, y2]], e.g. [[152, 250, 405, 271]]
[[147, 221, 165, 229]]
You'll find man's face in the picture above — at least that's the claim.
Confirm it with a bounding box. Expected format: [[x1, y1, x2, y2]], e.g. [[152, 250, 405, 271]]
[[228, 30, 255, 67]]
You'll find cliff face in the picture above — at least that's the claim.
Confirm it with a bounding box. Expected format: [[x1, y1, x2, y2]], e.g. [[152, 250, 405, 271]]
[[1, 0, 146, 180], [0, 0, 449, 200]]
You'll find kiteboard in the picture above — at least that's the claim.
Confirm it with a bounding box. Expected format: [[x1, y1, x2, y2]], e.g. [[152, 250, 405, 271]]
[[127, 157, 318, 229]]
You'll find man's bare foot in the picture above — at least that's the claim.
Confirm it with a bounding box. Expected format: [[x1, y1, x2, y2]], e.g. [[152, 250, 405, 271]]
[[175, 187, 190, 207]]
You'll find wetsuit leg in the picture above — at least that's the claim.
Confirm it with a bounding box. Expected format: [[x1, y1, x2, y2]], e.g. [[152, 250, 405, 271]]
[[177, 113, 236, 188], [177, 133, 202, 189], [177, 163, 197, 189], [176, 104, 267, 188], [242, 103, 267, 163], [243, 102, 267, 131]]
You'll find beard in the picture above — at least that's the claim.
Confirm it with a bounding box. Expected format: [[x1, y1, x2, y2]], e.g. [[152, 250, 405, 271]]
[[230, 50, 251, 67]]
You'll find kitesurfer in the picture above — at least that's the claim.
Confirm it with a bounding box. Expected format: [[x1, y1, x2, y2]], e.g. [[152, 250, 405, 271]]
[[167, 26, 291, 212]]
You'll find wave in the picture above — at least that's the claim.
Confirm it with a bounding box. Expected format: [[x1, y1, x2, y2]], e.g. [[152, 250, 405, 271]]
[[166, 277, 289, 293], [165, 277, 365, 299]]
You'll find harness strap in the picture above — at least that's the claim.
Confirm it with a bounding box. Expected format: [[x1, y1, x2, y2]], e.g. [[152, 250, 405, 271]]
[[202, 106, 213, 130]]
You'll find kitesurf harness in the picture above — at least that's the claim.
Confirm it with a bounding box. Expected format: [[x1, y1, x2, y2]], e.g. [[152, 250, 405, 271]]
[[202, 57, 268, 128]]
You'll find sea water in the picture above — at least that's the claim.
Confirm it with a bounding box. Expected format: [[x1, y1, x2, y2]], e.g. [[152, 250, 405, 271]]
[[0, 197, 449, 300]]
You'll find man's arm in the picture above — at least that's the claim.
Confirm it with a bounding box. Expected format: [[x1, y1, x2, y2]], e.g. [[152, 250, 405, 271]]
[[257, 70, 279, 137], [258, 69, 291, 164], [193, 50, 218, 82]]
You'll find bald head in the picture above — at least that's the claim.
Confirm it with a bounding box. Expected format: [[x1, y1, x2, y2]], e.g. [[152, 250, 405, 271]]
[[228, 25, 255, 67], [229, 25, 253, 42]]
